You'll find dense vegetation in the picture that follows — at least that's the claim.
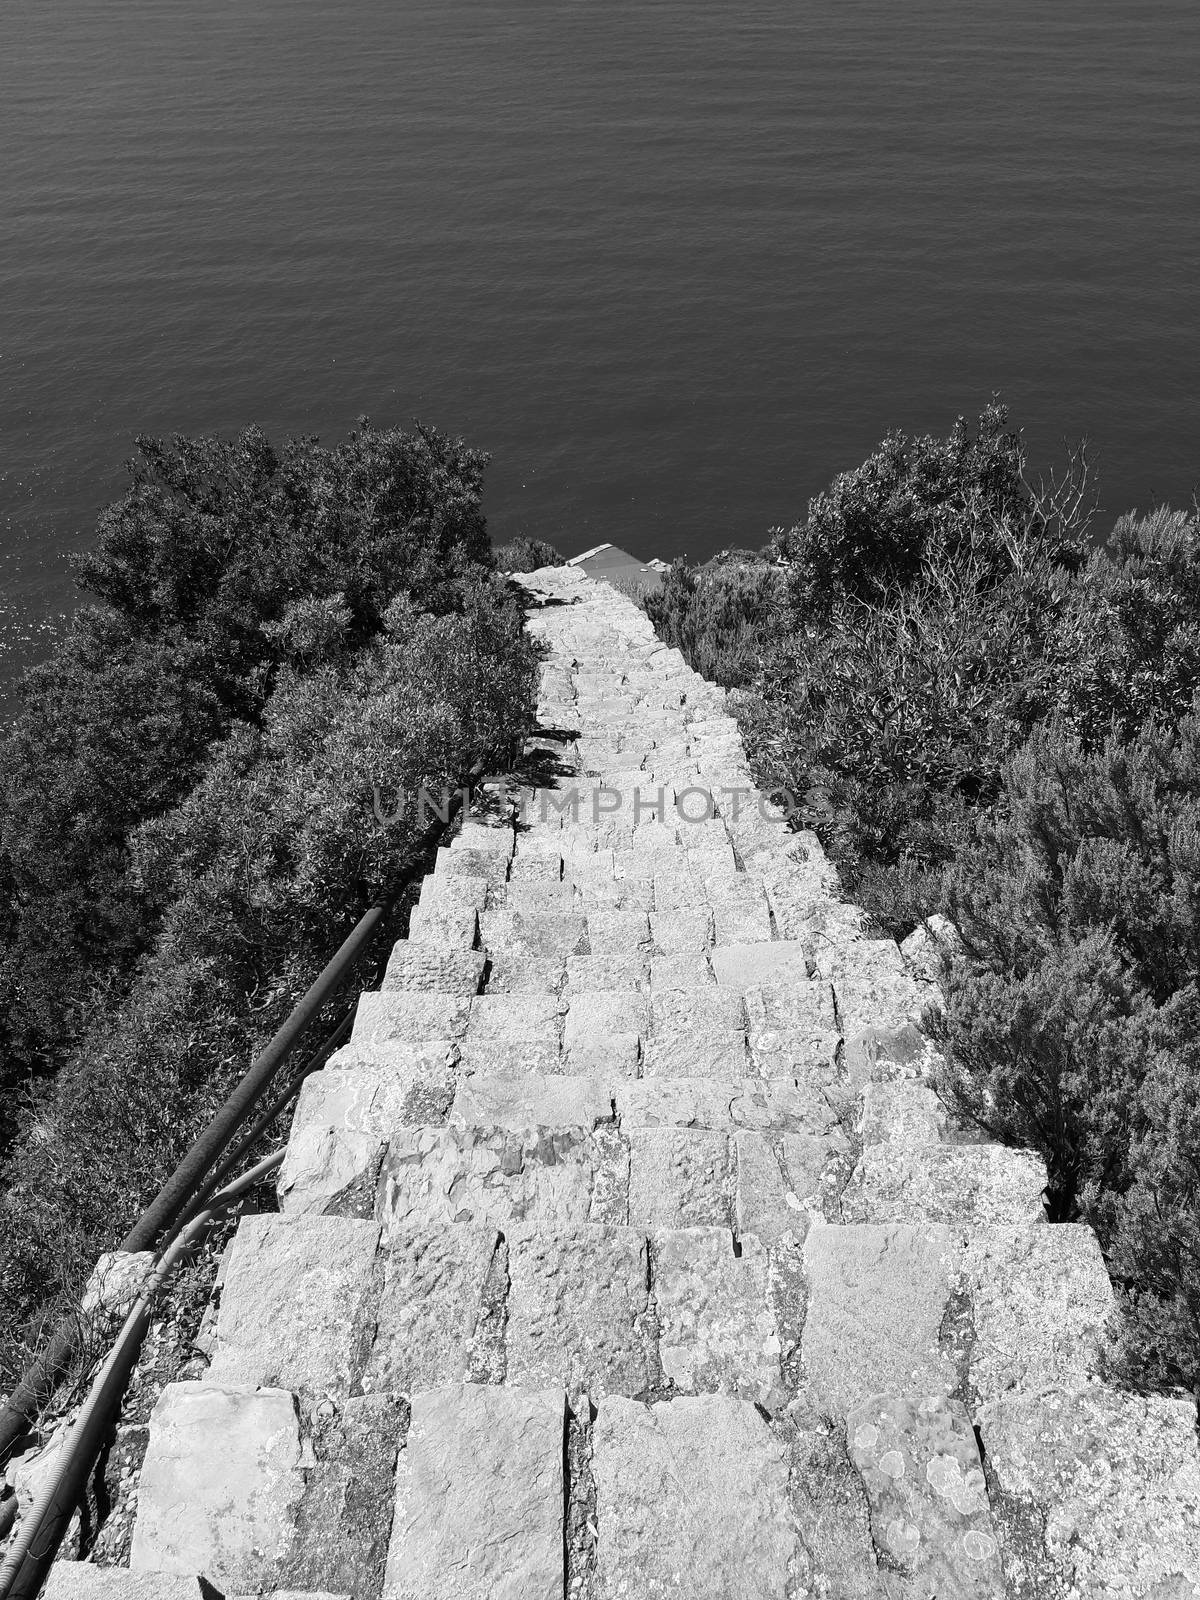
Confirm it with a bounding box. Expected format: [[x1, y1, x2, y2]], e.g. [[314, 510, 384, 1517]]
[[0, 422, 538, 1381], [648, 405, 1200, 1393]]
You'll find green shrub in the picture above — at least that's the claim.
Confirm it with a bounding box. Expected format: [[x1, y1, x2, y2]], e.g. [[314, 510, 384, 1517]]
[[769, 402, 1088, 618], [932, 714, 1200, 1387], [0, 421, 493, 1093], [493, 536, 566, 572], [0, 575, 537, 1371], [645, 554, 786, 687]]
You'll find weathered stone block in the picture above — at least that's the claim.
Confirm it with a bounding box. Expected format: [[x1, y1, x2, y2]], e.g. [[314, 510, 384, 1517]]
[[586, 910, 652, 955], [418, 871, 488, 911], [801, 1223, 962, 1413], [478, 908, 587, 961], [627, 1126, 730, 1228], [565, 950, 648, 992], [130, 1383, 304, 1590], [710, 882, 772, 945], [352, 991, 470, 1045], [858, 1080, 948, 1145], [962, 1224, 1115, 1403], [563, 989, 649, 1044], [592, 1396, 798, 1599], [711, 940, 810, 992], [847, 1393, 1003, 1589], [279, 1055, 458, 1217], [377, 1124, 614, 1235], [366, 1225, 504, 1393], [382, 943, 486, 995], [386, 1385, 565, 1600], [43, 1572, 207, 1600], [451, 1074, 614, 1131], [208, 1215, 380, 1396], [275, 1394, 404, 1600], [507, 1224, 654, 1398], [652, 1227, 781, 1404], [649, 953, 714, 989], [649, 909, 714, 953], [562, 1031, 641, 1078], [979, 1385, 1200, 1598], [405, 903, 478, 949], [842, 1144, 1047, 1227], [616, 1077, 742, 1131]]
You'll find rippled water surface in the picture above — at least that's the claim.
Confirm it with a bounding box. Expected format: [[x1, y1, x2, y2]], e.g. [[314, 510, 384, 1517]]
[[2, 0, 1198, 687]]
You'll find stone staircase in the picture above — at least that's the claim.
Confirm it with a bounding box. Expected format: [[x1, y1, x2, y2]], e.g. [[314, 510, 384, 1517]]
[[48, 565, 1200, 1600]]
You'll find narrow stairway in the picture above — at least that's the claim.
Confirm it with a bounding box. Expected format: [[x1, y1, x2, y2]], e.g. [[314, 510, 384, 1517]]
[[48, 565, 1200, 1600]]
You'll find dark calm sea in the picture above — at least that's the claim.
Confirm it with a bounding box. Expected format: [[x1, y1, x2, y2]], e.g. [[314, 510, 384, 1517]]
[[2, 0, 1198, 698]]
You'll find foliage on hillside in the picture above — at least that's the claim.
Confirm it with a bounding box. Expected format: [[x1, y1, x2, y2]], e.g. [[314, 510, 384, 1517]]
[[0, 423, 537, 1381], [493, 536, 566, 572], [649, 404, 1200, 1391]]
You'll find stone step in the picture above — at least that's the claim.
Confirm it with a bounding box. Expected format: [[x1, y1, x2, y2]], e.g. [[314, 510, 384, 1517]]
[[799, 1220, 1114, 1415], [841, 1142, 1048, 1226], [206, 1214, 381, 1396], [381, 942, 486, 996], [384, 1386, 565, 1600], [43, 1572, 212, 1600]]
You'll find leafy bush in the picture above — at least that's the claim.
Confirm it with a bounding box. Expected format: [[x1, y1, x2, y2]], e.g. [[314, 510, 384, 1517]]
[[0, 425, 537, 1381], [0, 421, 493, 1093], [645, 554, 786, 687], [492, 536, 566, 572], [769, 402, 1089, 617], [932, 715, 1200, 1387]]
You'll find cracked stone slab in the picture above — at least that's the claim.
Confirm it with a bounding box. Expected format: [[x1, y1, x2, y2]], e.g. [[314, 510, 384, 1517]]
[[432, 845, 509, 897], [730, 1077, 844, 1135], [278, 1056, 458, 1216], [382, 943, 486, 995], [962, 1225, 1115, 1404], [464, 991, 563, 1042], [352, 991, 471, 1045], [979, 1385, 1200, 1598], [710, 940, 810, 992], [787, 1419, 884, 1598], [833, 969, 930, 1033], [377, 1124, 616, 1234], [652, 1227, 782, 1405], [745, 978, 837, 1034], [418, 872, 489, 911], [643, 989, 748, 1080], [649, 952, 714, 989], [275, 1393, 404, 1600], [593, 1395, 798, 1600], [651, 868, 709, 912], [709, 881, 772, 944], [365, 1225, 504, 1393], [563, 989, 650, 1044], [801, 1223, 963, 1413], [208, 1214, 381, 1396], [507, 1224, 654, 1398], [478, 908, 588, 961], [481, 952, 567, 994], [386, 1385, 565, 1600], [616, 1077, 742, 1130], [586, 910, 652, 955], [627, 1125, 730, 1228], [733, 1129, 840, 1242], [44, 1574, 211, 1600], [451, 1074, 614, 1130], [406, 903, 478, 949], [847, 1393, 1003, 1590], [566, 950, 649, 992], [649, 909, 714, 953], [563, 1031, 641, 1078], [842, 1144, 1047, 1226], [858, 1080, 948, 1145], [130, 1383, 304, 1590]]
